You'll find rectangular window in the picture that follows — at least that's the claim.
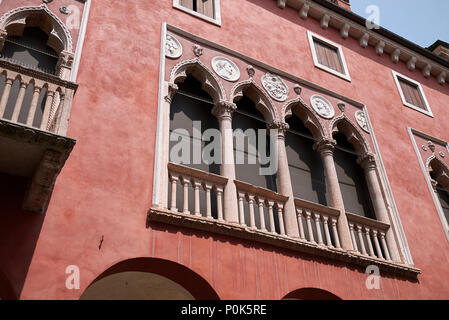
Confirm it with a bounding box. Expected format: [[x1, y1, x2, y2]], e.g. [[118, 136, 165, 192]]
[[392, 71, 432, 117], [173, 0, 221, 26], [307, 31, 351, 81]]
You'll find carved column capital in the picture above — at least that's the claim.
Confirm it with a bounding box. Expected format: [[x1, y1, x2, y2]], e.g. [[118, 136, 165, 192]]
[[430, 178, 438, 193], [212, 101, 237, 121], [313, 138, 336, 155], [57, 51, 74, 69], [357, 152, 377, 169], [267, 120, 289, 138], [0, 29, 7, 52], [164, 82, 179, 103]]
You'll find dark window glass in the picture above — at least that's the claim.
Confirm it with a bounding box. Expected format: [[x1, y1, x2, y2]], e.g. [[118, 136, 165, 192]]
[[333, 132, 376, 219], [232, 96, 277, 192], [285, 115, 328, 205], [1, 27, 58, 75], [436, 185, 449, 226]]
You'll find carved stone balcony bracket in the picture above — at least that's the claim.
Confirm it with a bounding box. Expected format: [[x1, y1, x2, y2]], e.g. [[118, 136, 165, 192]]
[[147, 207, 421, 279], [0, 119, 76, 213]]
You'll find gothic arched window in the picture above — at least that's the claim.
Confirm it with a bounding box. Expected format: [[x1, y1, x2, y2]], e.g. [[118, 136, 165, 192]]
[[333, 132, 375, 219], [1, 27, 58, 75], [285, 115, 328, 205]]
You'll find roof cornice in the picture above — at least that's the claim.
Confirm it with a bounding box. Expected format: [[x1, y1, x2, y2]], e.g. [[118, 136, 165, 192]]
[[277, 0, 449, 85]]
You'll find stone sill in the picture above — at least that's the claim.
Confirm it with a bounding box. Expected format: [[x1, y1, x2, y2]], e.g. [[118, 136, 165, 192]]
[[147, 207, 421, 279]]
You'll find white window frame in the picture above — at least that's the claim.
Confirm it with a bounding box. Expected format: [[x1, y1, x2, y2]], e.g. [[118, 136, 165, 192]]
[[307, 31, 351, 82], [173, 0, 221, 26], [392, 71, 433, 117]]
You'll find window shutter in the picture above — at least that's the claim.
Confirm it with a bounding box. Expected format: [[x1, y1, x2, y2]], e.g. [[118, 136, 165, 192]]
[[314, 39, 343, 73], [398, 78, 424, 109], [196, 0, 214, 18], [180, 0, 194, 10]]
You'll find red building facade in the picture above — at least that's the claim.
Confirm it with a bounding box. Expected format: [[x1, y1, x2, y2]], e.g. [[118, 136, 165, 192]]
[[0, 0, 448, 300]]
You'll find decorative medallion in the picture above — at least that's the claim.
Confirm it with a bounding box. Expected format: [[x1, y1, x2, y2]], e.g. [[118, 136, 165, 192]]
[[43, 0, 53, 3], [338, 102, 345, 113], [310, 95, 335, 119], [59, 6, 70, 14], [422, 145, 428, 151], [211, 56, 240, 82], [261, 73, 289, 102], [355, 110, 370, 133], [165, 34, 182, 59], [440, 151, 445, 158], [428, 141, 435, 153], [294, 84, 302, 95]]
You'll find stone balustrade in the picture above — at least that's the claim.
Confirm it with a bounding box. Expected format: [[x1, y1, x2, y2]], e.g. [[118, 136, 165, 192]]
[[346, 212, 392, 261], [294, 198, 341, 249], [0, 59, 77, 135], [168, 162, 228, 221], [234, 180, 289, 236]]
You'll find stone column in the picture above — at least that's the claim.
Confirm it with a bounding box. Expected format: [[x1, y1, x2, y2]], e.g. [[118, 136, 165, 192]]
[[358, 153, 401, 262], [313, 138, 353, 251], [212, 101, 239, 223], [268, 121, 299, 237]]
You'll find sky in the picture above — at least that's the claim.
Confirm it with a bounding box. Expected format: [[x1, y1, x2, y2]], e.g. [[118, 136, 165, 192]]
[[350, 0, 449, 48]]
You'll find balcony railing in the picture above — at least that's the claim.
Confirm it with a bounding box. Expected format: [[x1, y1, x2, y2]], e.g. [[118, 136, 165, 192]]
[[0, 59, 77, 135], [347, 212, 393, 261], [0, 59, 77, 213], [148, 162, 421, 278]]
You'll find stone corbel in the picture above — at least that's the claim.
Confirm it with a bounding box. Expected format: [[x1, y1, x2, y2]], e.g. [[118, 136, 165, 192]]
[[422, 64, 432, 78], [437, 71, 447, 85], [277, 0, 286, 9], [375, 41, 385, 56], [359, 33, 369, 48], [320, 14, 330, 29], [23, 149, 65, 213], [340, 23, 350, 39], [407, 56, 417, 71], [299, 2, 310, 19], [391, 48, 401, 64]]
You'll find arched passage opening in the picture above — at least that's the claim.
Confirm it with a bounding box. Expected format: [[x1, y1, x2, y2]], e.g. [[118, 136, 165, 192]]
[[80, 258, 220, 300], [283, 287, 341, 300]]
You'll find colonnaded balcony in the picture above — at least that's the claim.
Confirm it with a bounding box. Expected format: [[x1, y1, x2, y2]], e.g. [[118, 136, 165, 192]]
[[0, 57, 76, 213], [148, 28, 422, 280]]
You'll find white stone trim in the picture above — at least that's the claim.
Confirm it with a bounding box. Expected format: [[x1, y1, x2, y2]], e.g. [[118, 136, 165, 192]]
[[152, 23, 168, 207], [365, 108, 414, 265], [173, 0, 221, 27], [71, 0, 91, 82], [392, 71, 433, 118], [408, 128, 449, 242], [307, 30, 351, 82]]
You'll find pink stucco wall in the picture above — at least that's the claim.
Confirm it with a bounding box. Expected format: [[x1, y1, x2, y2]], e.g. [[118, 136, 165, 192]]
[[1, 0, 448, 299]]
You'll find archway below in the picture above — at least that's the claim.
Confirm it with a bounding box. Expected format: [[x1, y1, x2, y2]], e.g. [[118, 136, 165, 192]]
[[283, 287, 341, 300], [80, 258, 219, 300]]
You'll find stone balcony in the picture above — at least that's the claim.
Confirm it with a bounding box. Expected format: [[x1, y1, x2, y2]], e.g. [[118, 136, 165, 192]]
[[0, 59, 76, 213], [148, 162, 421, 279]]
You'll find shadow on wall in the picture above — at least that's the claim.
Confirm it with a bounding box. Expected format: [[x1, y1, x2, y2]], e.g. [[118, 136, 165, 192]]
[[0, 173, 46, 300], [80, 257, 220, 300]]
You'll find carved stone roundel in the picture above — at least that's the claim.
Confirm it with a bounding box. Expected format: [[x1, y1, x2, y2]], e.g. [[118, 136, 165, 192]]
[[310, 95, 335, 119], [165, 34, 182, 59], [211, 56, 240, 82], [355, 110, 370, 133], [261, 73, 289, 102]]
